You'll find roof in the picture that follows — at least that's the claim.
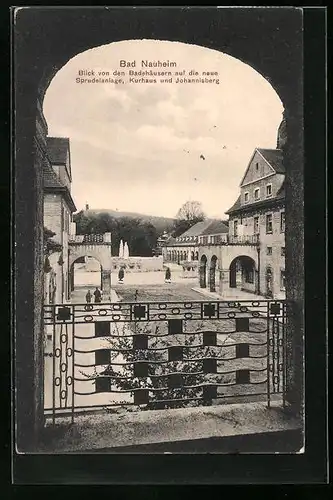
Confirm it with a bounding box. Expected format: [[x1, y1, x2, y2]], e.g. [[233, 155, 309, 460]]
[[239, 148, 285, 186], [43, 160, 65, 190], [43, 160, 77, 213], [178, 219, 215, 238], [257, 148, 285, 174], [47, 137, 70, 164], [47, 136, 72, 181], [225, 196, 241, 215], [164, 219, 229, 247], [200, 220, 229, 235]]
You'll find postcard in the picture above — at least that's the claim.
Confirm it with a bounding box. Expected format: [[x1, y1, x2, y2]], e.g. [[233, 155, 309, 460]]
[[13, 6, 319, 483]]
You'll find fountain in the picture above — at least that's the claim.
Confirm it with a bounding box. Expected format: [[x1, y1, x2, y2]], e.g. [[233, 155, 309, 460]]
[[123, 241, 130, 259], [118, 239, 124, 258]]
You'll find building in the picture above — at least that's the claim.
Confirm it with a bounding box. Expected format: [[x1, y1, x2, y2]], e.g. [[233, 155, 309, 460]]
[[43, 137, 76, 304], [198, 145, 285, 299], [162, 219, 229, 264], [154, 231, 171, 256]]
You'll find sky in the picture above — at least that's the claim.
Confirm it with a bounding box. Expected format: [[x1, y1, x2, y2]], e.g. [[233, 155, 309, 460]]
[[43, 40, 283, 219]]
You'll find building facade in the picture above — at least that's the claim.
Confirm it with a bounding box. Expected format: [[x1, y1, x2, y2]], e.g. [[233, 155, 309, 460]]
[[198, 147, 285, 299], [43, 137, 76, 304], [162, 219, 229, 264]]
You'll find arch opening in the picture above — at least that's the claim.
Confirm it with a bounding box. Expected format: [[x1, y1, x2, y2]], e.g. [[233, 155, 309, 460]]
[[229, 255, 257, 294], [69, 256, 103, 300]]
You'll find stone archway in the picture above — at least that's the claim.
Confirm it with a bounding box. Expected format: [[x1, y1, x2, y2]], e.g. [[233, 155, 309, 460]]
[[68, 236, 112, 298], [69, 256, 103, 293], [229, 255, 257, 294], [14, 8, 304, 449]]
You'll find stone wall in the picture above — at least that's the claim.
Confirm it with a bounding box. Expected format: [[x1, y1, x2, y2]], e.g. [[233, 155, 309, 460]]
[[112, 256, 164, 272]]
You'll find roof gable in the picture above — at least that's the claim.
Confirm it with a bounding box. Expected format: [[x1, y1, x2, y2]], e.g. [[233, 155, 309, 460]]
[[239, 149, 277, 187], [257, 148, 285, 174]]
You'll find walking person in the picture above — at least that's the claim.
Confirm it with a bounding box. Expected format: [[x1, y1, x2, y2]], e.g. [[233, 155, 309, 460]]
[[118, 267, 125, 284], [93, 286, 102, 303], [85, 289, 92, 303], [165, 267, 171, 284]]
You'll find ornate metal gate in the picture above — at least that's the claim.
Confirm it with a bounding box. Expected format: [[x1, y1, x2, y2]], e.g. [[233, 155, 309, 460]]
[[43, 299, 287, 425]]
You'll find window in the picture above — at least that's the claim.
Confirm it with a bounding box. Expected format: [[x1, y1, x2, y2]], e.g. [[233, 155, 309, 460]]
[[280, 270, 286, 291], [244, 192, 249, 203], [254, 188, 260, 200], [266, 214, 273, 234], [280, 211, 285, 233], [266, 184, 272, 197], [233, 220, 238, 237], [254, 216, 260, 235], [281, 247, 285, 256], [267, 246, 272, 255], [255, 162, 259, 171]]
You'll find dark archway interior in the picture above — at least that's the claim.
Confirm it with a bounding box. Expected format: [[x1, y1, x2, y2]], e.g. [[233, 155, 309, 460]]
[[229, 256, 256, 289]]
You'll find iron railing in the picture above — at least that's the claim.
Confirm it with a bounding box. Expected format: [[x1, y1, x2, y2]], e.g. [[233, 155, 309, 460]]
[[198, 235, 259, 246], [43, 299, 287, 425]]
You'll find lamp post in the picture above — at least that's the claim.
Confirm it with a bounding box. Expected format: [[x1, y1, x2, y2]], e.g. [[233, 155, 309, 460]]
[[256, 234, 261, 295]]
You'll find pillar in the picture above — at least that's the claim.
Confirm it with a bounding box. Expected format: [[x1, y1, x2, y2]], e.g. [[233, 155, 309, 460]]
[[101, 270, 111, 300], [199, 264, 206, 288], [218, 269, 224, 295], [255, 270, 260, 295], [218, 269, 230, 296], [16, 88, 46, 451], [209, 267, 216, 292], [284, 93, 304, 418]]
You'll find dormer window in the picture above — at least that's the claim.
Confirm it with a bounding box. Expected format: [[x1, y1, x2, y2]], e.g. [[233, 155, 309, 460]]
[[254, 188, 260, 200], [266, 184, 272, 198], [244, 192, 249, 204]]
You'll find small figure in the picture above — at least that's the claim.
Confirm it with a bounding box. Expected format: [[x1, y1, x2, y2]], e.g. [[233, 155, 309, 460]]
[[165, 267, 171, 284], [118, 267, 125, 284], [85, 289, 92, 303], [93, 287, 102, 303]]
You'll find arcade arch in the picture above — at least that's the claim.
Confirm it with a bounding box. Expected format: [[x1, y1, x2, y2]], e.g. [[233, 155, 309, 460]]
[[229, 255, 257, 294], [69, 256, 102, 294]]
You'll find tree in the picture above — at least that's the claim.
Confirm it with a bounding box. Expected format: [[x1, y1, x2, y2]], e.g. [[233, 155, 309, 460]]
[[83, 317, 235, 413], [43, 227, 62, 255], [73, 212, 158, 256], [176, 200, 205, 222], [172, 200, 206, 237]]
